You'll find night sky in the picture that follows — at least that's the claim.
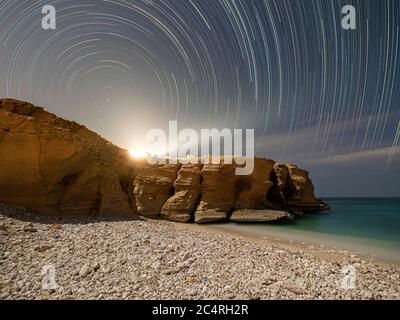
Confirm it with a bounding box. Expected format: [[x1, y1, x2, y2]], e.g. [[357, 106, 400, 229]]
[[0, 0, 399, 197]]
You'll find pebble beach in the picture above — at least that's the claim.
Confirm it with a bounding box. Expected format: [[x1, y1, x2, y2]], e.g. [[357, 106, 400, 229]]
[[1, 203, 399, 300]]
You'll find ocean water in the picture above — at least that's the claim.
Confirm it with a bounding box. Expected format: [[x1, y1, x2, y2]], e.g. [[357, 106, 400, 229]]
[[275, 198, 400, 246], [209, 198, 400, 263]]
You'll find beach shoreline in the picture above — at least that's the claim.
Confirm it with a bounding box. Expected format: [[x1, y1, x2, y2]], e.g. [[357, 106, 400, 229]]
[[1, 203, 400, 300], [190, 223, 400, 266]]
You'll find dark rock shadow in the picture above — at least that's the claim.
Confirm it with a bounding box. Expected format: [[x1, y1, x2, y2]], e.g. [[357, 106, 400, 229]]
[[0, 202, 144, 225]]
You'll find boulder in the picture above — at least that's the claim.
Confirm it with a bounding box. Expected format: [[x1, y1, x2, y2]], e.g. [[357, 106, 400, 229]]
[[0, 99, 138, 216], [230, 209, 294, 222], [161, 164, 202, 223], [194, 205, 228, 224]]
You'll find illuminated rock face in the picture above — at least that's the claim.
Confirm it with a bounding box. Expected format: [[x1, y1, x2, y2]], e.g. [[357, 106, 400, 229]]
[[161, 164, 202, 223], [0, 99, 328, 222], [0, 99, 138, 216], [234, 158, 275, 210], [194, 164, 237, 223], [133, 164, 180, 217], [270, 163, 330, 213]]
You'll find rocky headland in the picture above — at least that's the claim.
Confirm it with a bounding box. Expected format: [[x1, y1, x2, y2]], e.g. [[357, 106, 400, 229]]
[[0, 98, 328, 224]]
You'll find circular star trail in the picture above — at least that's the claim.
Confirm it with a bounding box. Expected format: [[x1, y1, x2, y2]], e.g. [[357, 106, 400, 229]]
[[0, 0, 399, 195]]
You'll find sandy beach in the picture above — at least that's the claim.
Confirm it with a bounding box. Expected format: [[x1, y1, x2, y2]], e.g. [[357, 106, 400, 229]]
[[1, 203, 399, 300]]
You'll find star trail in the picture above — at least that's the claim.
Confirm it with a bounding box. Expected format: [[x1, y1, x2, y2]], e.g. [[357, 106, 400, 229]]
[[0, 0, 399, 196]]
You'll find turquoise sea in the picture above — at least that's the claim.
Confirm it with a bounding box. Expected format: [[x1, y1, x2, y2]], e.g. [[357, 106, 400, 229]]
[[279, 198, 400, 246]]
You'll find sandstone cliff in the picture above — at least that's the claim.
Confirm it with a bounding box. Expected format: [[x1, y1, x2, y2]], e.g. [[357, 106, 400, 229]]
[[0, 99, 329, 223], [0, 99, 143, 216]]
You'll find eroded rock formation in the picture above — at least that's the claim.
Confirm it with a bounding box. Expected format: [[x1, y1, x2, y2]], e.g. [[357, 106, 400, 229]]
[[194, 164, 237, 223], [133, 164, 180, 217], [0, 99, 142, 216], [161, 164, 202, 223], [0, 99, 329, 223], [271, 163, 328, 213], [235, 158, 275, 210]]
